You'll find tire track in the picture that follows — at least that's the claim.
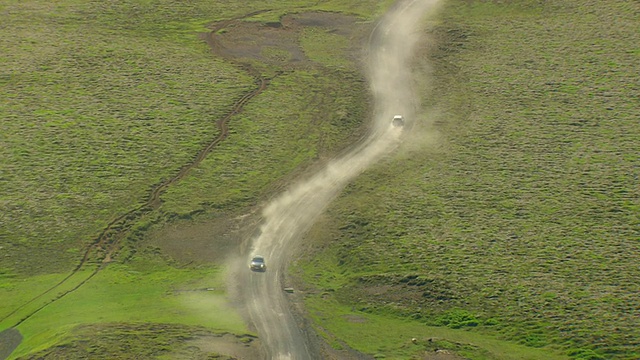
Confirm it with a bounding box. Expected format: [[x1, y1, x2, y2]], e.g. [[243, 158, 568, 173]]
[[2, 33, 270, 330]]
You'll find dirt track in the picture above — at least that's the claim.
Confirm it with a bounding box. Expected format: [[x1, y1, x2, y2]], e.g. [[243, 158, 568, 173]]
[[231, 1, 442, 359]]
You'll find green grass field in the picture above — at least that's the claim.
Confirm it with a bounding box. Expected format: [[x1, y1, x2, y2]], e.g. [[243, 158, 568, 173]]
[[296, 0, 639, 359], [0, 0, 389, 358], [1, 0, 638, 359], [8, 259, 247, 358]]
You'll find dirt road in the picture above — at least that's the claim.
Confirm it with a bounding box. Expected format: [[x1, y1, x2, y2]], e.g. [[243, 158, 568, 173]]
[[234, 1, 441, 358]]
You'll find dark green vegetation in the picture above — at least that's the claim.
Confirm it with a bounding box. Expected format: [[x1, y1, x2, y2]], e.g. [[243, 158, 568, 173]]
[[296, 0, 639, 359], [0, 0, 390, 358]]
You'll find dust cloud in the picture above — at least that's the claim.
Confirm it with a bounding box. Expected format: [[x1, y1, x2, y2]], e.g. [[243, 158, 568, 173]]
[[368, 0, 442, 133], [239, 1, 442, 359], [251, 0, 441, 256]]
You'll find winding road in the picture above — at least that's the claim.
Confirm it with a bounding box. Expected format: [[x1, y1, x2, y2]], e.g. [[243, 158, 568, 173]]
[[236, 0, 441, 358]]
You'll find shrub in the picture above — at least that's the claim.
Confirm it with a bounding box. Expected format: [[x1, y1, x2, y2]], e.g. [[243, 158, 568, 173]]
[[568, 348, 605, 360], [435, 309, 479, 329]]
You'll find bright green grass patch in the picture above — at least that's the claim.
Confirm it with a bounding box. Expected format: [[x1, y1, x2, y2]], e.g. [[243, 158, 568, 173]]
[[0, 272, 75, 327], [8, 259, 244, 359], [0, 269, 99, 331]]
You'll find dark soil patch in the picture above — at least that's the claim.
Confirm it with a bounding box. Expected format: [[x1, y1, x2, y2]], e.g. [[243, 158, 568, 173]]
[[205, 11, 368, 68], [207, 19, 308, 66], [0, 328, 21, 360]]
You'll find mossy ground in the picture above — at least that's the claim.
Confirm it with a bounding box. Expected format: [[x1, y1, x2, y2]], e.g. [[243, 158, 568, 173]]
[[295, 0, 639, 359]]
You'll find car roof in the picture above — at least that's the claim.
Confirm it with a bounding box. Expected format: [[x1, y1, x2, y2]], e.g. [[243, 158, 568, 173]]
[[252, 255, 264, 260]]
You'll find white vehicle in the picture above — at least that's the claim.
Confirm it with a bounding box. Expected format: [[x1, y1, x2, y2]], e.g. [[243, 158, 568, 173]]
[[392, 115, 404, 127]]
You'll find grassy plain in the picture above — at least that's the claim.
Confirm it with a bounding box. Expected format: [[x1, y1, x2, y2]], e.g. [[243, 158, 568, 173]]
[[0, 0, 387, 358], [296, 0, 639, 359], [9, 259, 243, 359], [2, 0, 638, 359]]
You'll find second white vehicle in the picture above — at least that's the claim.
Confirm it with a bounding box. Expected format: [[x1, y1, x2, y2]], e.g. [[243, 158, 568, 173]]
[[392, 115, 405, 127]]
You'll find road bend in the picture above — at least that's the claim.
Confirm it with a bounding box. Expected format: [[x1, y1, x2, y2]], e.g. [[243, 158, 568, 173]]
[[237, 1, 441, 358]]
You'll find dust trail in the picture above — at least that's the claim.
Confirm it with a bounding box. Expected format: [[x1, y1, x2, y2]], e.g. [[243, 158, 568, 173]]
[[242, 129, 401, 360], [242, 1, 442, 359], [367, 0, 441, 133]]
